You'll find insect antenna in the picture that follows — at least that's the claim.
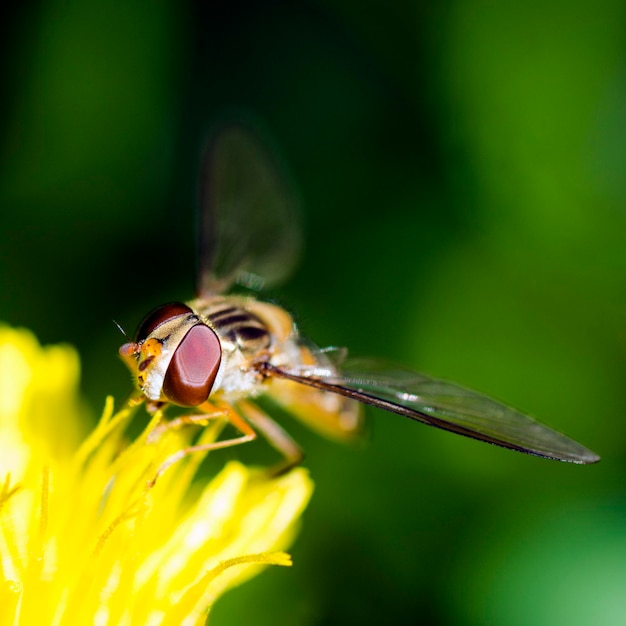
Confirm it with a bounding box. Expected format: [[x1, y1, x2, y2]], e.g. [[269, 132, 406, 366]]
[[112, 319, 132, 341]]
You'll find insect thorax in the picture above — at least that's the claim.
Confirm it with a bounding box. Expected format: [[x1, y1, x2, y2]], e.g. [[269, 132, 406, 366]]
[[188, 296, 288, 399]]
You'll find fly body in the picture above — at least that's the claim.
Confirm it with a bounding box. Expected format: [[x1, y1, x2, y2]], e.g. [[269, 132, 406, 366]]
[[119, 124, 600, 474]]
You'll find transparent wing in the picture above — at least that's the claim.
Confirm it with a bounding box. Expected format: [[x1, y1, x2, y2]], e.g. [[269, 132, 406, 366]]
[[263, 358, 600, 464], [197, 124, 302, 296]]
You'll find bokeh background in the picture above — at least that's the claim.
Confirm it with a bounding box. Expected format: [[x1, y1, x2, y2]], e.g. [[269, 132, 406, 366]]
[[1, 1, 625, 624]]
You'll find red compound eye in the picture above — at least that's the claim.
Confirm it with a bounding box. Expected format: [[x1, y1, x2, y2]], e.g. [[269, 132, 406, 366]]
[[163, 324, 222, 406], [135, 302, 193, 341]]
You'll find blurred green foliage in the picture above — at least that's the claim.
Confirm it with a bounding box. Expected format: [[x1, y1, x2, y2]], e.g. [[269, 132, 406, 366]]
[[1, 1, 625, 624]]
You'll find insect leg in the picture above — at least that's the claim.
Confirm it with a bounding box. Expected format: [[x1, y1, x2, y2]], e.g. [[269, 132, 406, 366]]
[[148, 401, 257, 486], [238, 399, 304, 476], [148, 407, 228, 442]]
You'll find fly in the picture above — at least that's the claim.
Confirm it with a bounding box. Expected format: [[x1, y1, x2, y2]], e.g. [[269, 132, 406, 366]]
[[119, 125, 600, 478]]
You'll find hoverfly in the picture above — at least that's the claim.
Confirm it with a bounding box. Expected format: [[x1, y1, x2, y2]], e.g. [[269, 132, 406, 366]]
[[119, 125, 600, 475]]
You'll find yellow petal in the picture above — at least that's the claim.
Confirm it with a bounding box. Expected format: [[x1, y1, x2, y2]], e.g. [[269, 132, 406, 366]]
[[0, 325, 314, 625]]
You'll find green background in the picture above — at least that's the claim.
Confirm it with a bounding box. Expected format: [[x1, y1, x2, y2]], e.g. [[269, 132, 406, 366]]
[[1, 1, 625, 624]]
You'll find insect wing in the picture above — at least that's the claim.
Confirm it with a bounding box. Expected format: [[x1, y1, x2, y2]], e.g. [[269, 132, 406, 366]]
[[264, 359, 600, 464], [197, 125, 302, 296], [263, 344, 364, 442]]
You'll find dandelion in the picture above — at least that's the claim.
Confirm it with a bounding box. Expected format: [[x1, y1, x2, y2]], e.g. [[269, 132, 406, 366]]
[[0, 325, 313, 625]]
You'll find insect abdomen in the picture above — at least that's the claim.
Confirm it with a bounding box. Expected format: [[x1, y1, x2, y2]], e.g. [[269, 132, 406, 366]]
[[203, 300, 271, 353]]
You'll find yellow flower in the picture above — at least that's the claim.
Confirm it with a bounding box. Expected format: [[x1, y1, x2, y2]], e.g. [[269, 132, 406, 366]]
[[0, 326, 313, 625]]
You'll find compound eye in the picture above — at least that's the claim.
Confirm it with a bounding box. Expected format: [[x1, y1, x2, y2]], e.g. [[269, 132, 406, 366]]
[[163, 324, 222, 406], [135, 302, 193, 341]]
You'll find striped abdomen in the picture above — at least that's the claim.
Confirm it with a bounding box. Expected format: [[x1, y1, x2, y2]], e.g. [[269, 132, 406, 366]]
[[196, 298, 272, 354]]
